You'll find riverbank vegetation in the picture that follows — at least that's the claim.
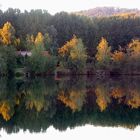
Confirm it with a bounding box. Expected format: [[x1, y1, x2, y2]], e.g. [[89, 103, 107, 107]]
[[1, 9, 140, 76]]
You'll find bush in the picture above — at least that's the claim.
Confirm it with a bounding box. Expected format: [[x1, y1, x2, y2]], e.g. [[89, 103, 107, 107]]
[[27, 46, 56, 75]]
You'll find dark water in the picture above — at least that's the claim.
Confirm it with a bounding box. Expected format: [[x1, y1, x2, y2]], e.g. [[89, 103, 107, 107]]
[[0, 76, 140, 139]]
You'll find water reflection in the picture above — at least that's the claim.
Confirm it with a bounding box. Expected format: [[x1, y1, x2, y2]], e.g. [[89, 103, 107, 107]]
[[0, 76, 140, 133]]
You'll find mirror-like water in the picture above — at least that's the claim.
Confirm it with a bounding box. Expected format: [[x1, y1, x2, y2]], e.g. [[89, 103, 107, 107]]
[[0, 76, 140, 139]]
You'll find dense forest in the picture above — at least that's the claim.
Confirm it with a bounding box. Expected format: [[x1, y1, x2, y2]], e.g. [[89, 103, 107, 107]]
[[1, 8, 140, 76]]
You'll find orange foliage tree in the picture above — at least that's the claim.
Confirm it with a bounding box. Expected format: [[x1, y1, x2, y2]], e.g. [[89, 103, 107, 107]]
[[58, 35, 78, 56], [126, 90, 140, 109], [111, 50, 125, 62], [57, 90, 86, 112], [127, 39, 140, 59], [0, 101, 14, 121], [125, 39, 140, 71], [58, 35, 87, 72], [111, 48, 126, 72], [95, 85, 111, 112]]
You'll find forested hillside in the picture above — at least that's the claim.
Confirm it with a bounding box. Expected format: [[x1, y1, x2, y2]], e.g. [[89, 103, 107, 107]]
[[1, 8, 140, 53], [74, 7, 140, 17]]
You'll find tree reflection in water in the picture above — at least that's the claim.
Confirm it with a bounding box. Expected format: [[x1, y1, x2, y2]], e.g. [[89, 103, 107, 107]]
[[0, 76, 140, 133]]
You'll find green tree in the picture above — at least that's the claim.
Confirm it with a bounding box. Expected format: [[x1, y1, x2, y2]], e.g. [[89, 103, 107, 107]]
[[44, 55, 56, 74], [25, 34, 35, 50], [27, 46, 46, 74], [27, 45, 56, 74], [44, 33, 52, 51], [0, 45, 17, 76], [0, 54, 7, 75]]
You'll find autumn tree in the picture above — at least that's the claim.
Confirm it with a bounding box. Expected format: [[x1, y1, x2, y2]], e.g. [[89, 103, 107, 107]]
[[0, 100, 14, 121], [0, 22, 20, 46], [126, 90, 140, 109], [112, 50, 125, 63], [95, 85, 111, 112], [111, 47, 126, 72], [34, 32, 44, 47], [58, 35, 78, 56], [127, 39, 140, 58], [26, 32, 53, 51], [126, 39, 140, 72], [58, 90, 86, 112], [95, 37, 111, 69], [58, 35, 87, 73], [111, 87, 125, 104]]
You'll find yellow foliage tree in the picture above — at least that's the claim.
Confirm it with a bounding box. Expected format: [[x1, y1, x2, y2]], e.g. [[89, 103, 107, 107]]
[[127, 39, 140, 59], [95, 85, 111, 112], [34, 32, 44, 46], [110, 87, 126, 104], [58, 90, 86, 112], [111, 87, 125, 99], [126, 90, 140, 109], [0, 22, 16, 45], [58, 35, 87, 73], [0, 101, 12, 121], [70, 39, 87, 60], [111, 50, 125, 62], [95, 37, 111, 68], [58, 35, 78, 56]]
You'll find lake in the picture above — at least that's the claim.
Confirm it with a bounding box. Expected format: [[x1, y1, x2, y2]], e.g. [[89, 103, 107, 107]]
[[0, 76, 140, 139]]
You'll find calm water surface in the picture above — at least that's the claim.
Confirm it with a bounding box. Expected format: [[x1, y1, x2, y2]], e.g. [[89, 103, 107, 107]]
[[0, 76, 140, 139]]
